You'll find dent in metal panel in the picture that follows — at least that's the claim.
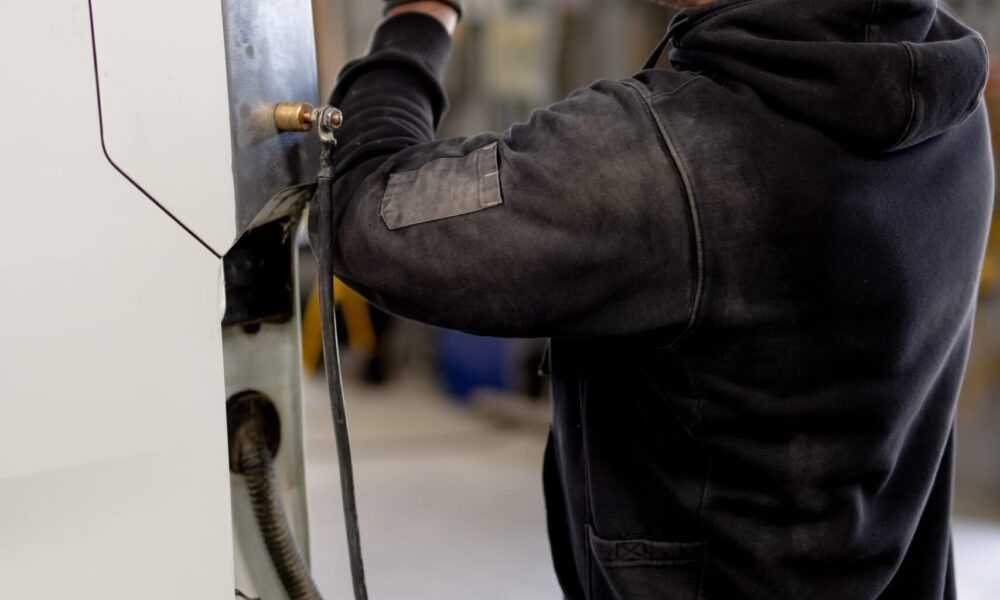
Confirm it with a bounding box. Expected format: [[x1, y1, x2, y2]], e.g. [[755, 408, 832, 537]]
[[222, 0, 321, 236]]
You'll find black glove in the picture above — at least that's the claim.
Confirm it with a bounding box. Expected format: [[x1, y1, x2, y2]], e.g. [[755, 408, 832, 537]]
[[383, 0, 463, 19]]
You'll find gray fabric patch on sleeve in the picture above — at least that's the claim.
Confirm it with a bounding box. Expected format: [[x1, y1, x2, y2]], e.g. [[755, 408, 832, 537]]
[[380, 142, 502, 230]]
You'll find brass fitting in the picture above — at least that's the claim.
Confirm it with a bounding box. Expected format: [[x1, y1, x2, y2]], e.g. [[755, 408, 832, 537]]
[[274, 102, 316, 132], [273, 102, 343, 142]]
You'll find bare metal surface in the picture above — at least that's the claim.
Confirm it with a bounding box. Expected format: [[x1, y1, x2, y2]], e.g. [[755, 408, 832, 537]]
[[223, 0, 321, 235]]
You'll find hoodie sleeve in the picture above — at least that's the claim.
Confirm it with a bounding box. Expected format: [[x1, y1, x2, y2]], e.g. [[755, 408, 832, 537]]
[[315, 13, 695, 339]]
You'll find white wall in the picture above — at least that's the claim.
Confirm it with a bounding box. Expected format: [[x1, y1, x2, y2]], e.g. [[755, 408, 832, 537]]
[[0, 1, 233, 596]]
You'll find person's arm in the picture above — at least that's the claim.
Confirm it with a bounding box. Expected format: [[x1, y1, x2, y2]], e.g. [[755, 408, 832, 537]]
[[313, 12, 695, 339]]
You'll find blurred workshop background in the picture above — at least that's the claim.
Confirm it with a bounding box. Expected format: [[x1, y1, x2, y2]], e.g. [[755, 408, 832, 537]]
[[300, 1, 1000, 598]]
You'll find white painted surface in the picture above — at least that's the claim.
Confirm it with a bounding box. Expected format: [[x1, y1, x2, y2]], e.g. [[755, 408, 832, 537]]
[[90, 0, 237, 254], [0, 1, 233, 597]]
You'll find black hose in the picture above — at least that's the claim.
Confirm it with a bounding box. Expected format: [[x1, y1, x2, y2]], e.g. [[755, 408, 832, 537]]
[[313, 160, 370, 599], [235, 421, 324, 600]]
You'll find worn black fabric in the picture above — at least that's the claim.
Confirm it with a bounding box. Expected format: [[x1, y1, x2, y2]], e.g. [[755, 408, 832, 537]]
[[311, 2, 995, 598]]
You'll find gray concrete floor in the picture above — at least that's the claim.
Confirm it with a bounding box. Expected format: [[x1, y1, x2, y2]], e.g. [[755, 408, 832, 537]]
[[305, 372, 1000, 599]]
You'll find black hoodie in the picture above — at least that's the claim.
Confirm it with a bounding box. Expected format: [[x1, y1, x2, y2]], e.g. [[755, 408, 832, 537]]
[[313, 1, 994, 597]]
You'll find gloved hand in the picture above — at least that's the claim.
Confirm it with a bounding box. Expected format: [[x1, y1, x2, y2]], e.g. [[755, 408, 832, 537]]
[[384, 0, 463, 20]]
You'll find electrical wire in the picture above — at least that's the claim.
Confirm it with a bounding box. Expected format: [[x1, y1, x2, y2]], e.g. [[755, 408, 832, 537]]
[[313, 162, 371, 600]]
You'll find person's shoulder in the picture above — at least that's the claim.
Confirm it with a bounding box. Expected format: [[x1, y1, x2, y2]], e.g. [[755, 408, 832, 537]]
[[556, 73, 704, 114]]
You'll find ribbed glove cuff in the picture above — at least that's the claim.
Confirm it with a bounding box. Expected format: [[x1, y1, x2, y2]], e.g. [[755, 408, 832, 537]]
[[329, 13, 454, 126]]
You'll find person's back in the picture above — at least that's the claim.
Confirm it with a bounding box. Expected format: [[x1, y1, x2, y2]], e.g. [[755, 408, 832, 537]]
[[316, 0, 995, 597], [548, 3, 994, 596]]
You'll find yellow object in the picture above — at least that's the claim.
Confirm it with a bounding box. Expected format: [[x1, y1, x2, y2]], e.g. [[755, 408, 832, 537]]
[[981, 61, 999, 297], [301, 277, 378, 373], [985, 222, 998, 295], [335, 278, 378, 357], [301, 281, 324, 372]]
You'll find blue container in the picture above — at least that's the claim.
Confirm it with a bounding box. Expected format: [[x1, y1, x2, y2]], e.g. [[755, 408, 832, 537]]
[[437, 329, 513, 400]]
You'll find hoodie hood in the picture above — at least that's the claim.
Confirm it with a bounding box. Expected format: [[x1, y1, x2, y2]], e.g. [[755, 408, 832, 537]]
[[667, 0, 989, 152]]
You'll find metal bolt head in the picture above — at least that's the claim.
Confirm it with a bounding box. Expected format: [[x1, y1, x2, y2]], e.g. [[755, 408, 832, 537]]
[[317, 106, 343, 130], [315, 106, 344, 143]]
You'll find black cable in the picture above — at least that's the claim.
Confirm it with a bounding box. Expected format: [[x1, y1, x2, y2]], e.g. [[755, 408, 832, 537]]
[[313, 160, 371, 600], [235, 421, 323, 600]]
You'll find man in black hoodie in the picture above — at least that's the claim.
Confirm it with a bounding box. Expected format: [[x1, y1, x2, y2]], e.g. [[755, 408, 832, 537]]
[[312, 0, 994, 597]]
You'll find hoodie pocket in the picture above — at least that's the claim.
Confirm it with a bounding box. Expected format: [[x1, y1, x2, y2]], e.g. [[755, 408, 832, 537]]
[[587, 526, 703, 600], [380, 142, 502, 230]]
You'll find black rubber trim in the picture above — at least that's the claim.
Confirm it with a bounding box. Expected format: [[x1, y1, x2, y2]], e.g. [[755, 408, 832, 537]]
[[86, 0, 222, 259]]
